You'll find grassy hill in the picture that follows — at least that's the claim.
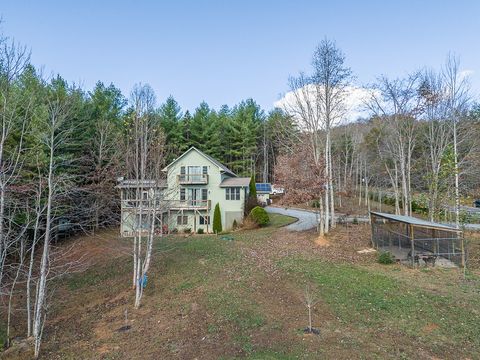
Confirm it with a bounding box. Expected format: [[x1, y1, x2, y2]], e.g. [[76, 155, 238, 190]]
[[5, 214, 480, 359]]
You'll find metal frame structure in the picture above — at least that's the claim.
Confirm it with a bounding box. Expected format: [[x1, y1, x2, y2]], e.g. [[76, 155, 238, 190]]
[[370, 211, 465, 268]]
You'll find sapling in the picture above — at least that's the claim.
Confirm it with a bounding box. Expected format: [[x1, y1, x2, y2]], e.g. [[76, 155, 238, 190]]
[[304, 285, 319, 334]]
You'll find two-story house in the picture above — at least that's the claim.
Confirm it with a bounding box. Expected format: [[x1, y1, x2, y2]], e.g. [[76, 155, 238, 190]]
[[118, 147, 250, 236]]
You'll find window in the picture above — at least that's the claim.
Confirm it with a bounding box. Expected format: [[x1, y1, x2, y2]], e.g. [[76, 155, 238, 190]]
[[226, 187, 240, 200], [199, 215, 210, 225], [180, 188, 186, 201], [177, 215, 188, 225], [202, 166, 208, 174], [202, 188, 208, 201]]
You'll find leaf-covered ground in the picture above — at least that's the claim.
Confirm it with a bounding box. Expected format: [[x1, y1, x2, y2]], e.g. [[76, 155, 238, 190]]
[[5, 214, 480, 359]]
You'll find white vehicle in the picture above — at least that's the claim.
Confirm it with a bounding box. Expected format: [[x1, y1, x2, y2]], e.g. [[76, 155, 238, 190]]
[[271, 186, 284, 195]]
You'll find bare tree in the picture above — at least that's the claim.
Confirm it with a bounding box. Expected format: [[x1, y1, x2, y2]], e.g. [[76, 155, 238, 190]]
[[311, 39, 353, 230], [0, 37, 31, 291], [442, 54, 471, 228], [285, 39, 352, 233], [32, 86, 73, 358], [125, 83, 167, 309], [303, 284, 319, 334], [366, 72, 424, 216]]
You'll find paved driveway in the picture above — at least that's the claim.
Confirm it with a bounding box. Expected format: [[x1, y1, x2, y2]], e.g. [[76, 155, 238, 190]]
[[265, 206, 318, 231]]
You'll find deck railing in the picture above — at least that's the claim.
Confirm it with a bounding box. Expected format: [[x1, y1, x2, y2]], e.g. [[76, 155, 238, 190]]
[[177, 174, 208, 184]]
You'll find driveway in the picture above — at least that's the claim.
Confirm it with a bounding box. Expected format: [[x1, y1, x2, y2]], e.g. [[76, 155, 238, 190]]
[[265, 206, 318, 231]]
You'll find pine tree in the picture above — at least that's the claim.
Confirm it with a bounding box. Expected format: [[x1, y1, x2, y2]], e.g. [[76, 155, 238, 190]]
[[190, 102, 210, 151], [180, 110, 192, 152], [159, 96, 183, 161], [213, 203, 222, 233]]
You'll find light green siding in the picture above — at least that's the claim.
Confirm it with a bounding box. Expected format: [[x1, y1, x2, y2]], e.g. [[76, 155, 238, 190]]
[[165, 148, 246, 232]]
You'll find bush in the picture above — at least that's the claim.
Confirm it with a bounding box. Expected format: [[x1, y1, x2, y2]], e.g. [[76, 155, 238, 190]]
[[232, 219, 238, 230], [378, 251, 395, 265], [184, 228, 191, 234], [249, 206, 270, 227], [249, 175, 257, 197], [213, 203, 222, 233], [310, 199, 320, 208], [197, 228, 204, 234]]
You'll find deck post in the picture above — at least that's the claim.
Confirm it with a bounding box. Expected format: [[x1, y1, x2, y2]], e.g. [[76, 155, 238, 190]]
[[410, 224, 415, 268], [370, 213, 375, 248]]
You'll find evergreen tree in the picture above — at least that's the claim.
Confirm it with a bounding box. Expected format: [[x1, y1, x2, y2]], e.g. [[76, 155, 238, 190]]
[[213, 203, 222, 233], [180, 110, 192, 152], [159, 96, 183, 161], [190, 101, 210, 150], [249, 175, 257, 197]]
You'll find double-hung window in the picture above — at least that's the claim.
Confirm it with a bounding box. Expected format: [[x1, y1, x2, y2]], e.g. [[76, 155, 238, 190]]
[[226, 187, 240, 200]]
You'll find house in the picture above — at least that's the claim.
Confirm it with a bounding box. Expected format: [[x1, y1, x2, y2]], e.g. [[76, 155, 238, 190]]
[[118, 147, 251, 236], [255, 183, 272, 206]]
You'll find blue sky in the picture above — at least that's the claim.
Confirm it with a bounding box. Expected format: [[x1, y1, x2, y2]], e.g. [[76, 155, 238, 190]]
[[2, 0, 479, 112]]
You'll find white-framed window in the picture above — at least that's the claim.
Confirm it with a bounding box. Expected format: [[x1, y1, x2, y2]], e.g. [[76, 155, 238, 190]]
[[177, 215, 188, 225], [180, 188, 186, 201], [199, 215, 210, 225], [226, 187, 240, 200]]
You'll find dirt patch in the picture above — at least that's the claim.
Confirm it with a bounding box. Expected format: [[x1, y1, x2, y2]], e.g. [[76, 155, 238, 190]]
[[315, 235, 330, 246]]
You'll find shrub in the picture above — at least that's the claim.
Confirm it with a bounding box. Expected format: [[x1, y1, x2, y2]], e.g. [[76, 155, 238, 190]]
[[250, 206, 270, 227], [232, 219, 238, 230], [184, 228, 191, 234], [378, 251, 395, 265], [352, 217, 358, 225], [213, 203, 222, 233], [310, 199, 320, 208], [197, 228, 204, 234], [171, 228, 178, 234], [249, 175, 257, 197]]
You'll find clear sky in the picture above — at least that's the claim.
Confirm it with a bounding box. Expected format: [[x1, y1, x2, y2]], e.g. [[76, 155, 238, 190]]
[[1, 0, 479, 112]]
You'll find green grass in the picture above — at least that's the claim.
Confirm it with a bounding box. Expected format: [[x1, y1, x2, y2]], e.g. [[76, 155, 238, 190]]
[[267, 213, 297, 228], [207, 289, 265, 331], [66, 257, 132, 291], [279, 257, 480, 356]]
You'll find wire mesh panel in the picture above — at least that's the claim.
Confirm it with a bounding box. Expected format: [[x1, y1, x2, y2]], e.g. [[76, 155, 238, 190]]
[[371, 212, 464, 267]]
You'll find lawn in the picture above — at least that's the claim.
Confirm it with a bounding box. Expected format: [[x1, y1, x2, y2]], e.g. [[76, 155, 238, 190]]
[[4, 213, 480, 359]]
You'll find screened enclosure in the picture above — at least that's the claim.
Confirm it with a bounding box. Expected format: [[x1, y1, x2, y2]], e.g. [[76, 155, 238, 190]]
[[370, 211, 465, 268]]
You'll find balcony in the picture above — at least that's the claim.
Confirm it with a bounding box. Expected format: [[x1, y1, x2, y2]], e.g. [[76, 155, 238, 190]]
[[170, 199, 210, 210], [177, 174, 208, 185]]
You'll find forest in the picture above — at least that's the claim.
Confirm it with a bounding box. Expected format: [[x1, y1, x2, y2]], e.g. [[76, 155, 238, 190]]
[[1, 29, 480, 357]]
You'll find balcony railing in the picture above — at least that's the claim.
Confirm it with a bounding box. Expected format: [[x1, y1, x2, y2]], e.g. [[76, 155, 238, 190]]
[[170, 199, 210, 209], [121, 199, 210, 210], [177, 174, 208, 184]]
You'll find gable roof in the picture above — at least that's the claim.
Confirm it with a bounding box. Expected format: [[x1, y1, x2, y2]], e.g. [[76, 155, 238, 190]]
[[162, 146, 236, 177]]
